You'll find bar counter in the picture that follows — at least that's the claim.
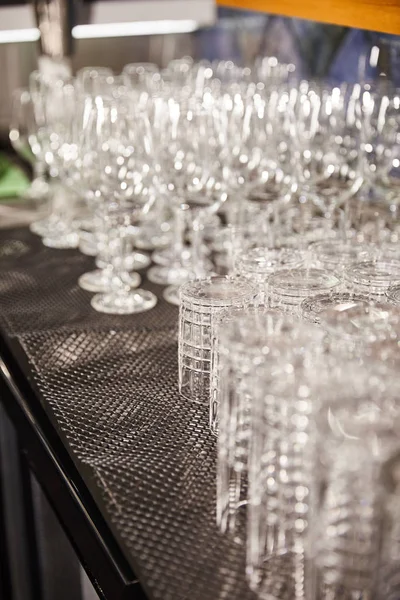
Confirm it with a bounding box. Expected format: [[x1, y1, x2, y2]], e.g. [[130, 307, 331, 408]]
[[0, 224, 258, 600]]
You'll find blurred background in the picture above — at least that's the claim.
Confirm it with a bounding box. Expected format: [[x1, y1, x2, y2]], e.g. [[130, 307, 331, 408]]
[[0, 0, 398, 132]]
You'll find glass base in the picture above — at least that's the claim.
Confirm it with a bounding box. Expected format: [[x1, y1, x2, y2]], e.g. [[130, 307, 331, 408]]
[[147, 264, 191, 286], [163, 285, 181, 306], [96, 251, 151, 271], [23, 178, 49, 201], [136, 231, 172, 251], [91, 289, 157, 314], [42, 231, 79, 249], [78, 269, 140, 293], [152, 247, 191, 266], [29, 217, 54, 237], [79, 231, 100, 257]]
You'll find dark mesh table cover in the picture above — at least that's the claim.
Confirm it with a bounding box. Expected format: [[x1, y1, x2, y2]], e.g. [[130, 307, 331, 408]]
[[0, 228, 257, 600]]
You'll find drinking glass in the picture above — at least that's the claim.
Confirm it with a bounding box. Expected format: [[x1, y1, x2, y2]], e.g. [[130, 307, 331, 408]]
[[213, 313, 323, 553], [91, 198, 157, 314], [343, 259, 400, 298], [235, 246, 306, 305], [244, 321, 325, 597], [356, 87, 400, 205], [308, 363, 400, 600], [312, 300, 400, 359], [122, 62, 158, 109], [148, 98, 225, 304], [178, 276, 257, 404], [76, 95, 156, 296], [75, 66, 114, 95], [387, 283, 400, 304], [309, 239, 376, 272], [30, 75, 80, 248], [9, 88, 49, 205], [290, 86, 363, 223], [266, 268, 341, 314]]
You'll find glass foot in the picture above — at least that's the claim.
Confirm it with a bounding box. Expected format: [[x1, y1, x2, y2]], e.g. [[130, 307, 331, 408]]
[[42, 231, 79, 249], [96, 251, 151, 271], [147, 264, 191, 286], [163, 285, 181, 306], [136, 231, 172, 251], [78, 269, 140, 293], [79, 231, 100, 257], [152, 247, 191, 266], [23, 178, 49, 201], [29, 217, 54, 237], [91, 289, 157, 314]]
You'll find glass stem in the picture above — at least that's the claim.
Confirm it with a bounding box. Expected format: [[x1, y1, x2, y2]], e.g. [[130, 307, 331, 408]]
[[191, 212, 206, 279], [170, 202, 189, 265], [33, 160, 46, 181]]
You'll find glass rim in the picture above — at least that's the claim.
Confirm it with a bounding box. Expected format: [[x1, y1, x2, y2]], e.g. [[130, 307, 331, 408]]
[[344, 260, 400, 287], [179, 276, 257, 307], [267, 268, 341, 297], [301, 292, 374, 323], [387, 284, 400, 305]]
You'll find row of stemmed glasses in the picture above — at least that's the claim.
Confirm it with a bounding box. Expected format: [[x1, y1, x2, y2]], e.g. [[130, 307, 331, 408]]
[[11, 57, 400, 315]]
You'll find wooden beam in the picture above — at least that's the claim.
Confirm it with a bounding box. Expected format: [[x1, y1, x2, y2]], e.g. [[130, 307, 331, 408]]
[[217, 0, 400, 35]]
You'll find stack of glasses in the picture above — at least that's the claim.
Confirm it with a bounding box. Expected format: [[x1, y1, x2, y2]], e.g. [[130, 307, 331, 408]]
[[178, 232, 400, 598], [10, 57, 400, 315]]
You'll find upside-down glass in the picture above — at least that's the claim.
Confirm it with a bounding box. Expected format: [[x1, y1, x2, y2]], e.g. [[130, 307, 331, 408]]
[[343, 259, 400, 298], [244, 319, 325, 597], [213, 314, 323, 551], [178, 276, 257, 404], [266, 268, 341, 314], [308, 363, 400, 600], [235, 246, 306, 305]]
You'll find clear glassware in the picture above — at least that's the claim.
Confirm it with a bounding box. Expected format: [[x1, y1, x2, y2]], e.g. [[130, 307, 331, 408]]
[[244, 321, 325, 597], [178, 276, 257, 404], [359, 33, 400, 89], [122, 62, 158, 109], [91, 199, 157, 314], [343, 259, 400, 298], [148, 98, 226, 304], [213, 312, 323, 555], [301, 292, 373, 324], [266, 268, 341, 314], [387, 283, 400, 305], [289, 85, 363, 223], [315, 300, 400, 357], [9, 88, 49, 208], [76, 94, 156, 297], [235, 246, 306, 304], [75, 66, 114, 95], [309, 239, 376, 272], [30, 75, 80, 249], [308, 363, 400, 600], [356, 86, 400, 205]]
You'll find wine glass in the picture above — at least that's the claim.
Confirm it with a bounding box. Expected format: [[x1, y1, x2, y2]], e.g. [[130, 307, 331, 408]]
[[356, 86, 400, 207], [290, 85, 363, 225], [76, 94, 157, 307], [29, 72, 80, 249], [147, 97, 225, 304], [9, 88, 49, 207]]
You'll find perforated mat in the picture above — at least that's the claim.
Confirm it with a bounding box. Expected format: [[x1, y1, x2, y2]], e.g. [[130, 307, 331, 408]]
[[0, 227, 263, 600]]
